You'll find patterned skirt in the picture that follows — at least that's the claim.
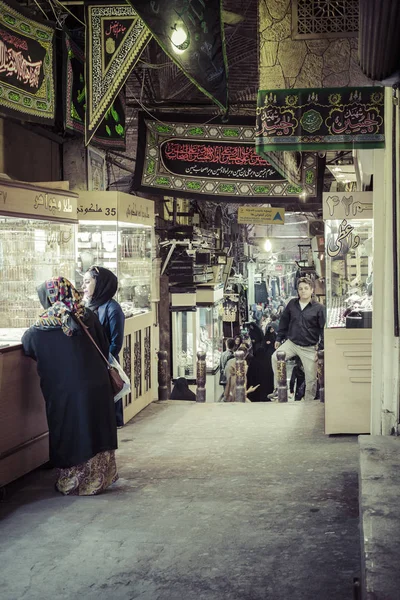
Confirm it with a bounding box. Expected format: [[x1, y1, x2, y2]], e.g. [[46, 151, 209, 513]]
[[55, 450, 118, 496]]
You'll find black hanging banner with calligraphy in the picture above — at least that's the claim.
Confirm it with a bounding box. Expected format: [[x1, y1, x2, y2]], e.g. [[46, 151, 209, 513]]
[[0, 0, 55, 124], [127, 0, 228, 111], [64, 31, 126, 150], [256, 87, 385, 153], [133, 112, 325, 208], [84, 0, 150, 145]]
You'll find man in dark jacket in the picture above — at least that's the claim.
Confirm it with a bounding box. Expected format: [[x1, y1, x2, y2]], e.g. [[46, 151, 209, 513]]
[[269, 277, 325, 402]]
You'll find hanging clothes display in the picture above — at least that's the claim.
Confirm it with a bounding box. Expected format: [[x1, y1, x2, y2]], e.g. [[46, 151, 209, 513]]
[[254, 280, 269, 304], [222, 294, 240, 338]]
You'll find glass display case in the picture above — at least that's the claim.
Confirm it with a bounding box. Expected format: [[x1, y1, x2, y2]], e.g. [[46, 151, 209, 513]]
[[76, 221, 152, 316], [172, 309, 197, 379], [171, 298, 223, 380], [0, 216, 76, 334], [325, 218, 373, 329], [198, 304, 223, 372]]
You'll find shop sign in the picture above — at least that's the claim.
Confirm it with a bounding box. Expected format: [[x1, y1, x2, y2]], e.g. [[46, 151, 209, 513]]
[[77, 194, 116, 219], [0, 181, 77, 219], [237, 206, 285, 225], [256, 87, 384, 153], [77, 192, 154, 226], [0, 1, 55, 124], [119, 194, 154, 226], [323, 192, 373, 220]]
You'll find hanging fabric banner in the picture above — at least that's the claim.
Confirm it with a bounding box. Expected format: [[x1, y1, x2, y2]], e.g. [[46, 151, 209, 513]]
[[256, 87, 385, 153], [84, 0, 150, 145], [0, 0, 55, 124], [133, 112, 324, 208], [64, 31, 126, 150], [127, 0, 228, 111]]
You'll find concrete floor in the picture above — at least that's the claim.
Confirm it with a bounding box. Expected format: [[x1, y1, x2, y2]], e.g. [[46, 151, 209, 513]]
[[0, 401, 360, 600]]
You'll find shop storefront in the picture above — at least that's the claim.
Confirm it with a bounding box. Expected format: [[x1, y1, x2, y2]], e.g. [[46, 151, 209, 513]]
[[0, 179, 78, 487], [323, 192, 373, 434], [77, 192, 157, 423], [171, 285, 224, 400]]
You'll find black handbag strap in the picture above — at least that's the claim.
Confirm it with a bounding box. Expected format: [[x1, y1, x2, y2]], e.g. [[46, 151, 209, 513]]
[[75, 315, 111, 368]]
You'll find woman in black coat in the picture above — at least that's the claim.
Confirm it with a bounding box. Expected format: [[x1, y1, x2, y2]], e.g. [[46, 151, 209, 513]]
[[22, 277, 118, 496], [82, 266, 125, 427]]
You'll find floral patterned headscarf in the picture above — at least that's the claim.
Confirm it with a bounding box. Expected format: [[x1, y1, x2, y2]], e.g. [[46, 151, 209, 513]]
[[35, 277, 86, 336]]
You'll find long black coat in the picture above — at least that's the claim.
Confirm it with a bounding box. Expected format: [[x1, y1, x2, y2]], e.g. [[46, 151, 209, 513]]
[[22, 311, 117, 468]]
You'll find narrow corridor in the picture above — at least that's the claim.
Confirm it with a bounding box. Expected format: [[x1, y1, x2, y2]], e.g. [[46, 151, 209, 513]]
[[0, 402, 360, 600]]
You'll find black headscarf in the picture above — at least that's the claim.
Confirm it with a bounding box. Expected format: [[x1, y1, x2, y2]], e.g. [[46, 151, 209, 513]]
[[87, 266, 118, 310]]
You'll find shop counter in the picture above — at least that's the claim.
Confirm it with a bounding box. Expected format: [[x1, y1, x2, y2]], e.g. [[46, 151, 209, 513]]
[[0, 342, 48, 488]]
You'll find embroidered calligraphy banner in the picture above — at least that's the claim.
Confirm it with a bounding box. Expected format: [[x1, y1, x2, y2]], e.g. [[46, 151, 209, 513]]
[[133, 112, 325, 207], [0, 0, 55, 124], [127, 0, 228, 111], [256, 87, 385, 152], [64, 31, 126, 150], [85, 1, 150, 145]]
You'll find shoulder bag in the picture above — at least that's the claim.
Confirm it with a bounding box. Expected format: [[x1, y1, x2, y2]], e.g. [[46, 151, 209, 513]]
[[76, 315, 125, 397]]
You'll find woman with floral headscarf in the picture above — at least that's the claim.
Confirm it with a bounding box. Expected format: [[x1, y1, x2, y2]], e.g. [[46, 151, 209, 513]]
[[22, 277, 118, 496]]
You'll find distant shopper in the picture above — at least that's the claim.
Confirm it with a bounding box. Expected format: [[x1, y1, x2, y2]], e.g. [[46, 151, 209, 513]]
[[82, 266, 125, 427], [268, 314, 279, 333], [289, 357, 305, 401], [170, 377, 196, 401], [233, 335, 242, 351], [219, 338, 235, 389], [269, 277, 325, 402], [22, 277, 118, 496]]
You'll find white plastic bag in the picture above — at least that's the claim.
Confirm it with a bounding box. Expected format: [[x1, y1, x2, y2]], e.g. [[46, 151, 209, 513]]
[[109, 354, 131, 402]]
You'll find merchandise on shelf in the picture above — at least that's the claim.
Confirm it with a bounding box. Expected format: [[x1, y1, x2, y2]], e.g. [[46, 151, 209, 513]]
[[0, 217, 76, 332]]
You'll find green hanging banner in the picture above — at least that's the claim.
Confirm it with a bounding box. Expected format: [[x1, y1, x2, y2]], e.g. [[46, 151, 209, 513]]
[[256, 87, 385, 153], [0, 0, 55, 124], [64, 31, 126, 150]]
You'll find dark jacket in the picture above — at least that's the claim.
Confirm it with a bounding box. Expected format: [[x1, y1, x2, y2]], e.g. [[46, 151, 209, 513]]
[[97, 299, 125, 359], [219, 348, 234, 385], [276, 298, 325, 349], [22, 310, 117, 468]]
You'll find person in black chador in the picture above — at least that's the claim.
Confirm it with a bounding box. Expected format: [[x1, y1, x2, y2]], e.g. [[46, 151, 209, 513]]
[[289, 357, 305, 401], [246, 321, 264, 354], [22, 277, 118, 496], [170, 377, 196, 401], [246, 346, 274, 402]]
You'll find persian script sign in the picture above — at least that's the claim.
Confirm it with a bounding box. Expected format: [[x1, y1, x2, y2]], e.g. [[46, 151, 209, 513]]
[[160, 140, 285, 181], [237, 206, 285, 225], [0, 1, 55, 123], [133, 113, 325, 205], [256, 87, 384, 152], [323, 192, 373, 220], [0, 181, 77, 220]]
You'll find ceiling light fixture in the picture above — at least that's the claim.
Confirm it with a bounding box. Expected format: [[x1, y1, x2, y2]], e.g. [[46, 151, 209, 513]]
[[264, 239, 272, 252]]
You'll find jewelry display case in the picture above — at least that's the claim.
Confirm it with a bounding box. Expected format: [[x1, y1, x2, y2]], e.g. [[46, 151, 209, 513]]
[[171, 285, 224, 401], [0, 179, 78, 489], [77, 192, 156, 423], [323, 192, 373, 434], [0, 217, 76, 333]]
